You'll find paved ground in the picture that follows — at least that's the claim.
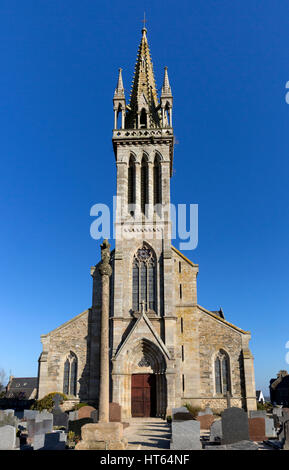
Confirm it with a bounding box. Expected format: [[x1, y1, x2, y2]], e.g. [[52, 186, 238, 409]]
[[124, 418, 171, 450], [124, 420, 275, 451]]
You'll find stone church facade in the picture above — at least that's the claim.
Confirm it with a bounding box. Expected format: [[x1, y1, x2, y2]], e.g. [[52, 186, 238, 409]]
[[37, 27, 257, 418]]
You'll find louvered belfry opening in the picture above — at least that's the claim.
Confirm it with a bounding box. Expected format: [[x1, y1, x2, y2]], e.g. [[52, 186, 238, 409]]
[[128, 156, 136, 206], [153, 155, 161, 206], [141, 156, 148, 214]]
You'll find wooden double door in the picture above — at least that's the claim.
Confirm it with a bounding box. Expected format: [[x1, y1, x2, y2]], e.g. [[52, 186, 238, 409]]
[[131, 374, 156, 417]]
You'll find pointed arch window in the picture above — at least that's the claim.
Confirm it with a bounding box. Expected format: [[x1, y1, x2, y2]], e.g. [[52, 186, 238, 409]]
[[63, 352, 78, 396], [214, 350, 231, 395], [132, 244, 157, 312], [153, 156, 161, 206], [128, 156, 136, 206], [141, 157, 148, 214]]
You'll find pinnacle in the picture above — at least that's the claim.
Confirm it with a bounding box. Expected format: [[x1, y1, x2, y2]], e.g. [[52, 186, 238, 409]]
[[114, 68, 125, 98], [161, 67, 172, 96]]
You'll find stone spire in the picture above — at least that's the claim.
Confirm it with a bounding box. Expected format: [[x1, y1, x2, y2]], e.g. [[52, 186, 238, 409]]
[[126, 27, 160, 129], [160, 66, 173, 127], [161, 66, 172, 96], [114, 68, 125, 98], [113, 68, 126, 129]]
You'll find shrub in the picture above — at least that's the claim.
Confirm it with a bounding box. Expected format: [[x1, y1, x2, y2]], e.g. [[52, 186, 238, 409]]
[[183, 403, 202, 419], [257, 401, 273, 412], [73, 402, 89, 410], [31, 392, 68, 412], [211, 408, 222, 417], [67, 431, 75, 441]]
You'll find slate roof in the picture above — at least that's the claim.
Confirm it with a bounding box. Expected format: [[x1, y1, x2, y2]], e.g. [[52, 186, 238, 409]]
[[211, 308, 225, 319], [6, 377, 38, 399]]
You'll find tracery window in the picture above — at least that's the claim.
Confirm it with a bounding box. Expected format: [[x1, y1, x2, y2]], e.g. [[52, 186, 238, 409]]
[[132, 244, 157, 312], [214, 350, 230, 395], [63, 352, 78, 396]]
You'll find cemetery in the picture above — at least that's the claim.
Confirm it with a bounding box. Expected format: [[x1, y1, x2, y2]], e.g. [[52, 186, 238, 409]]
[[0, 394, 289, 451]]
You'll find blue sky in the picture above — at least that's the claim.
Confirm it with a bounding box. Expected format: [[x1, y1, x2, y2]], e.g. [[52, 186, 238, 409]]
[[0, 0, 288, 394]]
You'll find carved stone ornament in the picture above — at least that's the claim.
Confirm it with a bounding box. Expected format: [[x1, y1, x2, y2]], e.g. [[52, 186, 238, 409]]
[[136, 245, 152, 262], [99, 239, 112, 277], [138, 357, 150, 367]]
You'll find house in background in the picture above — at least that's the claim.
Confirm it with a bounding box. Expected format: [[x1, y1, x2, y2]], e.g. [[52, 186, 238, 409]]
[[5, 376, 38, 400], [270, 370, 289, 406], [256, 390, 265, 404]]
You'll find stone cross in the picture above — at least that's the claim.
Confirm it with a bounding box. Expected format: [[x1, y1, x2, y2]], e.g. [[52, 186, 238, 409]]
[[53, 394, 62, 410], [142, 12, 147, 29], [98, 239, 112, 423]]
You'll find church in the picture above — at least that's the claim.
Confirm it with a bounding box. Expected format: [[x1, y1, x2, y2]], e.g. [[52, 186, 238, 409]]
[[37, 27, 257, 418]]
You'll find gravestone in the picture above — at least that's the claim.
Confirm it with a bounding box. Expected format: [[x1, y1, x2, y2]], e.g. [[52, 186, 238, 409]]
[[210, 420, 222, 442], [277, 415, 289, 442], [15, 410, 24, 420], [273, 414, 280, 429], [27, 414, 53, 447], [91, 410, 99, 423], [249, 410, 266, 419], [38, 410, 53, 420], [170, 419, 201, 450], [34, 431, 67, 450], [283, 421, 289, 450], [68, 410, 79, 422], [221, 407, 249, 444], [3, 409, 15, 417], [265, 417, 276, 438], [78, 406, 97, 420], [52, 394, 68, 429], [198, 407, 213, 416], [248, 417, 266, 441], [0, 412, 18, 428], [172, 407, 193, 421], [68, 417, 93, 438], [273, 407, 282, 417], [205, 440, 258, 450], [44, 431, 67, 450], [197, 414, 215, 430], [109, 402, 121, 422], [24, 410, 39, 420], [0, 425, 16, 450]]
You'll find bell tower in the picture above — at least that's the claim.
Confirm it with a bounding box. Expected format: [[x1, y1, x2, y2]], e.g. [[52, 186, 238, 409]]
[[111, 27, 177, 418], [112, 26, 174, 232]]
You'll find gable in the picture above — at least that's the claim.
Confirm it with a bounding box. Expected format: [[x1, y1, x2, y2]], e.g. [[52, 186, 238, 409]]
[[197, 304, 249, 335], [114, 312, 171, 361]]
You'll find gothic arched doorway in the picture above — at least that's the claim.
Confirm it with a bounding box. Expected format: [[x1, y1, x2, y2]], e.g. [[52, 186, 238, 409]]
[[112, 337, 168, 419], [129, 338, 167, 418]]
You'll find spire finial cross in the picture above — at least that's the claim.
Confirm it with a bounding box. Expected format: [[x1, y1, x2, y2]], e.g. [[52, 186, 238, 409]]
[[142, 12, 147, 30]]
